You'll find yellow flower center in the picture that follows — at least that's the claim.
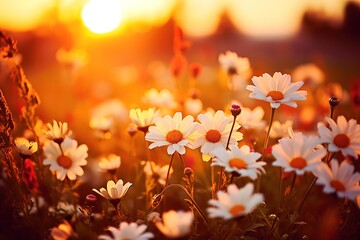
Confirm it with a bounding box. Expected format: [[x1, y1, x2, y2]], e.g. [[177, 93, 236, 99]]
[[205, 129, 222, 143], [57, 155, 72, 169], [229, 158, 248, 169], [166, 130, 183, 144], [330, 180, 345, 191], [333, 134, 350, 148], [229, 204, 245, 216], [267, 91, 284, 101], [290, 157, 307, 170]]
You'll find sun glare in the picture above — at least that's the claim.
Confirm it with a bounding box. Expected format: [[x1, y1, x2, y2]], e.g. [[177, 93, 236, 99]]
[[82, 0, 122, 34]]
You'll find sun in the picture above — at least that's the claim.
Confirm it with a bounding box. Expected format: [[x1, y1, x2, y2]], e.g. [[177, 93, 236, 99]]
[[82, 0, 122, 34]]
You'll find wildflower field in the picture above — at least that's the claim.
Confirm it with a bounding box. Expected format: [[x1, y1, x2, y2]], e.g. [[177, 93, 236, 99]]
[[1, 10, 360, 240]]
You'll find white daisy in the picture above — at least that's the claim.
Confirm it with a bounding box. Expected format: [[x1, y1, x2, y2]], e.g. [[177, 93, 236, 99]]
[[236, 106, 266, 130], [143, 161, 173, 186], [315, 160, 360, 201], [246, 72, 307, 108], [15, 137, 38, 156], [207, 183, 264, 220], [93, 179, 132, 200], [219, 51, 251, 90], [99, 222, 154, 240], [43, 137, 88, 181], [192, 110, 243, 156], [272, 132, 327, 175], [155, 210, 194, 239], [317, 115, 360, 158], [43, 120, 72, 143], [211, 145, 265, 180], [129, 108, 160, 131], [98, 154, 121, 172], [142, 88, 178, 112], [145, 112, 198, 155], [269, 120, 293, 139], [291, 63, 325, 87], [219, 51, 251, 77]]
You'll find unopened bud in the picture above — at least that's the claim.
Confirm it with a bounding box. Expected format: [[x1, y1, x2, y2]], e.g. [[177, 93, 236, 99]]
[[230, 104, 241, 117], [184, 167, 193, 177], [329, 96, 339, 108], [85, 194, 97, 207], [127, 124, 138, 137]]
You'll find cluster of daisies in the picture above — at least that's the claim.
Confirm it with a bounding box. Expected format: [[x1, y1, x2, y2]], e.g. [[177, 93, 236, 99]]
[[13, 56, 360, 239]]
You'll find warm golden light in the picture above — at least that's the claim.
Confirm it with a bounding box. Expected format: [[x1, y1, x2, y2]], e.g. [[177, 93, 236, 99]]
[[81, 0, 122, 34]]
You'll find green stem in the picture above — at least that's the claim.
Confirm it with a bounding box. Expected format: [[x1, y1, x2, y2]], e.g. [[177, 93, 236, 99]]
[[164, 154, 175, 187], [256, 107, 276, 192], [153, 184, 209, 225], [297, 176, 317, 213], [218, 115, 237, 191]]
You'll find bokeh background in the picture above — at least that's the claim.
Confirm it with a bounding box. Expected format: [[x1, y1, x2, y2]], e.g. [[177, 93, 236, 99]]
[[1, 0, 360, 153]]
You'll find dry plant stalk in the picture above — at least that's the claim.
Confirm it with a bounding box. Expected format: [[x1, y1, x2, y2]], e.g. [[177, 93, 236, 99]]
[[0, 31, 40, 134], [0, 89, 18, 181]]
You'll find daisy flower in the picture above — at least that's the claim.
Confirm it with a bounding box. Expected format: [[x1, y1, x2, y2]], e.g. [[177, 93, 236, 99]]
[[211, 145, 265, 180], [129, 108, 160, 132], [192, 110, 243, 157], [269, 120, 293, 139], [315, 160, 360, 201], [155, 210, 194, 238], [43, 120, 72, 143], [219, 51, 251, 77], [98, 154, 121, 173], [15, 137, 38, 156], [246, 72, 307, 109], [43, 137, 88, 181], [219, 51, 251, 90], [291, 63, 325, 87], [99, 222, 154, 240], [207, 183, 264, 220], [143, 161, 173, 186], [51, 221, 73, 240], [317, 115, 360, 158], [93, 179, 132, 201], [236, 106, 266, 130], [145, 112, 198, 155], [142, 88, 178, 112], [272, 132, 327, 175]]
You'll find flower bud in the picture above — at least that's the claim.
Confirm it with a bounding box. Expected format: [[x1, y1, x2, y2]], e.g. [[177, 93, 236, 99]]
[[329, 96, 339, 108], [230, 104, 241, 117]]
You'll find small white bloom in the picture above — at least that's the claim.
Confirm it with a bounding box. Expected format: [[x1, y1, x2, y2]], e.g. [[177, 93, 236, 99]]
[[43, 120, 72, 142], [291, 63, 325, 87], [211, 145, 265, 180], [98, 154, 121, 172], [315, 160, 360, 201], [99, 222, 154, 240], [317, 115, 360, 158], [236, 106, 266, 130], [93, 179, 132, 200], [272, 132, 327, 175], [207, 183, 264, 220], [15, 137, 38, 155], [129, 108, 160, 130], [192, 110, 243, 157], [43, 137, 88, 181], [142, 88, 178, 112], [246, 72, 307, 108], [143, 161, 173, 186], [269, 120, 293, 139], [219, 51, 251, 90], [155, 210, 194, 238], [145, 112, 198, 155]]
